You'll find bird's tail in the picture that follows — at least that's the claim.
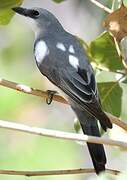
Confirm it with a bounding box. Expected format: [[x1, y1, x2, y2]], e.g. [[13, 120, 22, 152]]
[[73, 108, 106, 174]]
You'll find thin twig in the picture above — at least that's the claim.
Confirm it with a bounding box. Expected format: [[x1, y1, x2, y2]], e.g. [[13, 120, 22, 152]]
[[114, 37, 121, 57], [0, 168, 120, 176], [0, 119, 127, 149], [0, 78, 127, 132], [118, 0, 122, 8], [106, 113, 127, 131], [112, 0, 116, 11], [89, 0, 113, 13]]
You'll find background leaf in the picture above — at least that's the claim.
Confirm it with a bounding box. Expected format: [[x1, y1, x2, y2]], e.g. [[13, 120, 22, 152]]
[[52, 0, 65, 3], [74, 118, 81, 133], [0, 0, 23, 25], [98, 81, 122, 117], [88, 32, 124, 71]]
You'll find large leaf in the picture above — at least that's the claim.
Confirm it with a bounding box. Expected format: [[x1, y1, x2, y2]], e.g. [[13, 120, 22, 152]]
[[0, 0, 23, 25], [98, 81, 122, 117], [88, 32, 124, 71]]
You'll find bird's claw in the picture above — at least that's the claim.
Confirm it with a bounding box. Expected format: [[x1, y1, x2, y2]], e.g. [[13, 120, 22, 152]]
[[46, 90, 57, 105]]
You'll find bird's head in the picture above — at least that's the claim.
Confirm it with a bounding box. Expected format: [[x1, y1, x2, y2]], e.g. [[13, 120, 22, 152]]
[[12, 7, 63, 35]]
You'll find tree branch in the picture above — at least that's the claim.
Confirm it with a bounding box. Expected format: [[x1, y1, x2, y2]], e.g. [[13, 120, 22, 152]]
[[0, 78, 67, 104], [0, 119, 127, 149], [106, 112, 127, 131], [0, 77, 127, 132], [89, 0, 112, 13], [112, 0, 116, 11], [0, 168, 120, 176]]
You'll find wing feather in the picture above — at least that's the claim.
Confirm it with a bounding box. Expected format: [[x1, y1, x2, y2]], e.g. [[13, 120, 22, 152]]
[[59, 68, 112, 129]]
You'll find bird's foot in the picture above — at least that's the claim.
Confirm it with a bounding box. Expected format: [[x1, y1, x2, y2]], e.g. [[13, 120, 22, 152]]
[[46, 90, 57, 105]]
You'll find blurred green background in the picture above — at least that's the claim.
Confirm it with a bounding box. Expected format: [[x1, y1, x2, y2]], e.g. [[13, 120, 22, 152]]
[[1, 0, 127, 180]]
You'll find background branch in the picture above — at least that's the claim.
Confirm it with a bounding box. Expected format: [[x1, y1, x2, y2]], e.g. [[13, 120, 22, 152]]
[[1, 78, 127, 132], [89, 0, 112, 13], [0, 168, 120, 176], [0, 119, 127, 149]]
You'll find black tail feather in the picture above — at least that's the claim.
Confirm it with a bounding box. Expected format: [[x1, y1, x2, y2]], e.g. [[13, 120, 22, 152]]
[[72, 107, 107, 174], [81, 122, 106, 174]]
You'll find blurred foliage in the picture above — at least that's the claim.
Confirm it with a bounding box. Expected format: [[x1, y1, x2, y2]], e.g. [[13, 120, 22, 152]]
[[74, 117, 81, 133], [0, 0, 23, 25]]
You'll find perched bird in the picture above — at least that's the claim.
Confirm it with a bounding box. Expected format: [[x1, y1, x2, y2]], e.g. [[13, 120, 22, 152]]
[[12, 7, 112, 174]]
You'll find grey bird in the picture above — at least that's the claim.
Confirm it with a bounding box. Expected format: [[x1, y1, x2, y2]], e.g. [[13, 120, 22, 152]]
[[12, 7, 112, 174]]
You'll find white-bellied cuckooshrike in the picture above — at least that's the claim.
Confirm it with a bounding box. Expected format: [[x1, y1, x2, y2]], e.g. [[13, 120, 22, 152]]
[[12, 7, 112, 174]]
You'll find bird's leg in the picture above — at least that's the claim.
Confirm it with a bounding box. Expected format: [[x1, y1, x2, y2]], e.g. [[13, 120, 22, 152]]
[[46, 90, 57, 105]]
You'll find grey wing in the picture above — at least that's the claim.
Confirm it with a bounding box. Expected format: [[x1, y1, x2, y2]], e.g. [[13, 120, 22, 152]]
[[58, 67, 112, 129]]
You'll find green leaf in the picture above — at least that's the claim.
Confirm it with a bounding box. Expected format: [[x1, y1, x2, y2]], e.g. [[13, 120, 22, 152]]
[[74, 118, 81, 133], [98, 81, 122, 117], [0, 9, 14, 25], [0, 0, 23, 25], [52, 0, 65, 2], [88, 32, 124, 71]]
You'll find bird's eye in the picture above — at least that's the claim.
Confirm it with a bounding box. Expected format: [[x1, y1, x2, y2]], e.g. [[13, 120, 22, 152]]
[[32, 10, 39, 17]]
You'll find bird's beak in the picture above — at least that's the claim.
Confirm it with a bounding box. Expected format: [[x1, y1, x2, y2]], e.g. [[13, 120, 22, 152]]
[[12, 7, 33, 17]]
